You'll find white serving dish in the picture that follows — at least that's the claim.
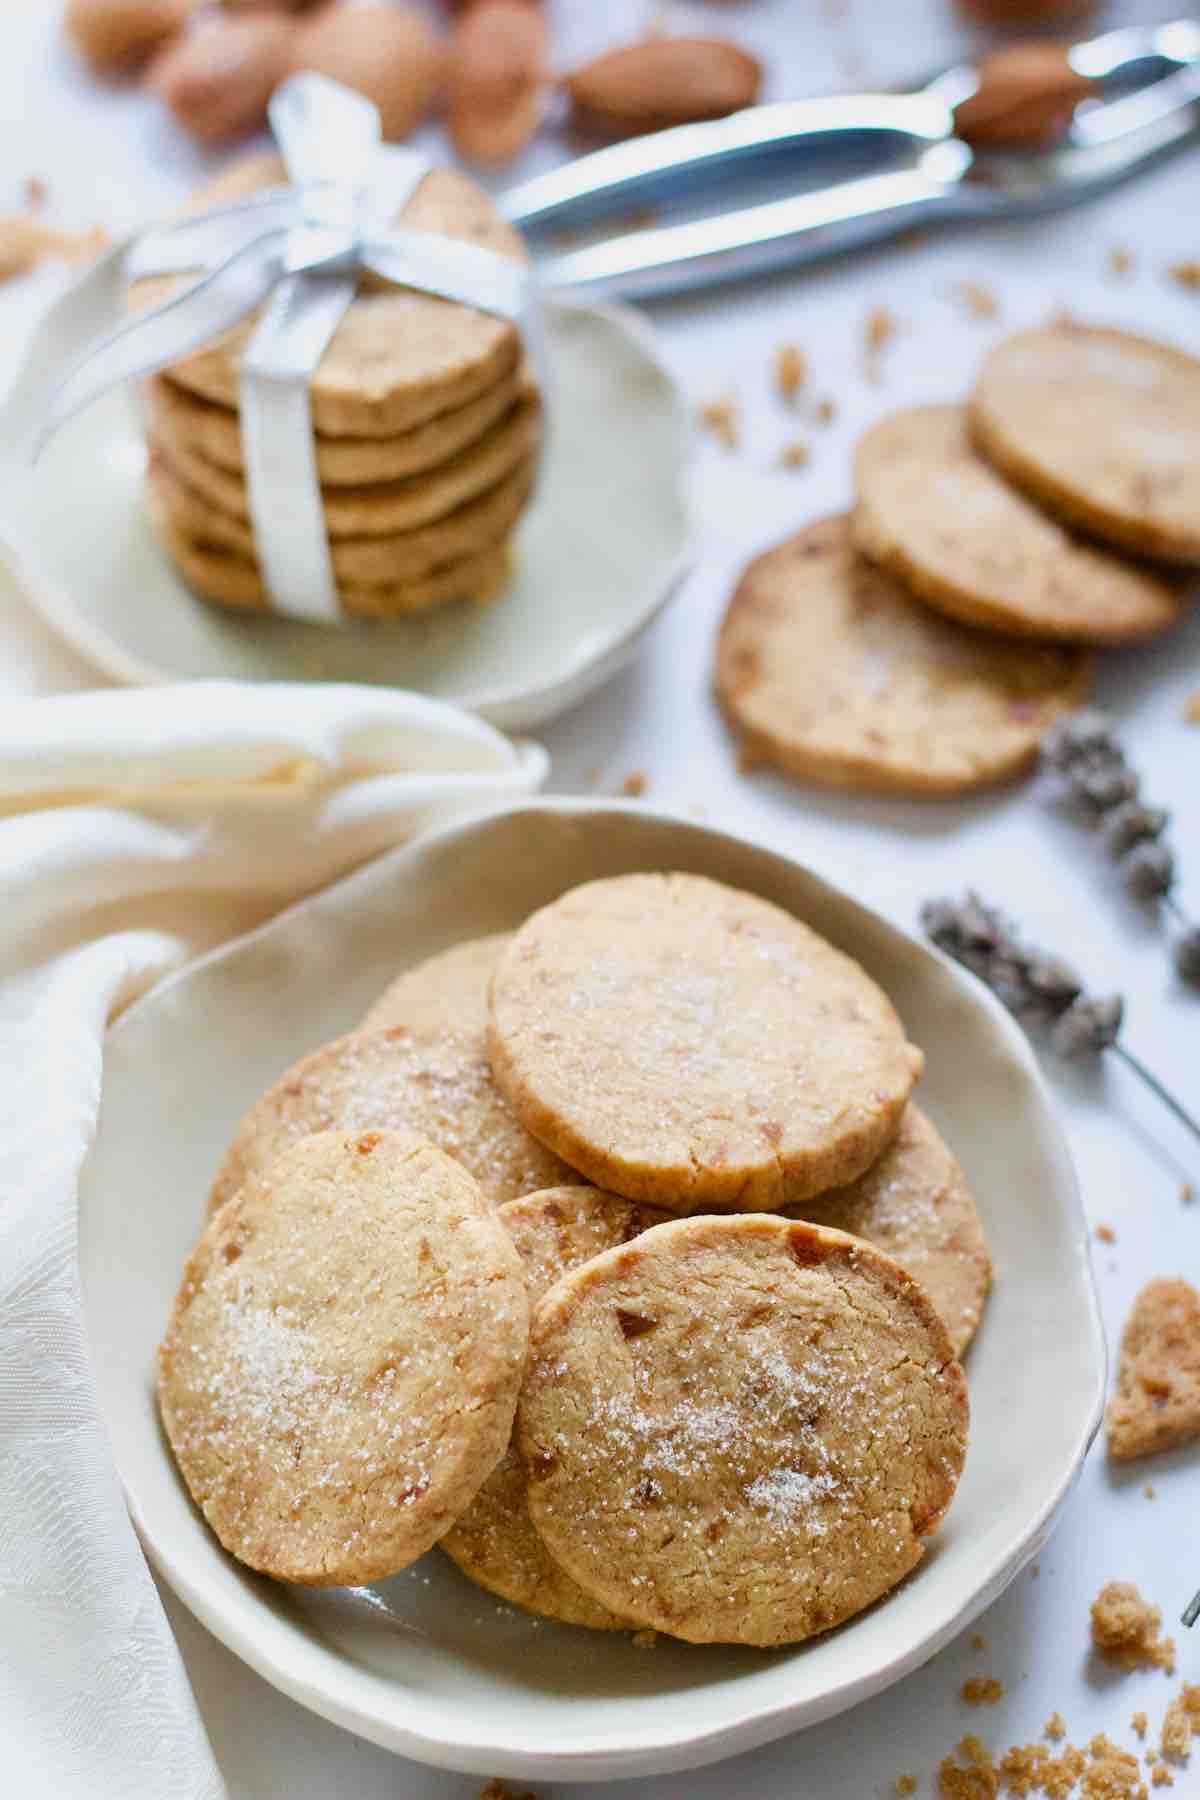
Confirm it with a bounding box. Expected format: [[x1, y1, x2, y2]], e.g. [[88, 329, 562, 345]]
[[79, 802, 1105, 1783], [0, 288, 691, 732]]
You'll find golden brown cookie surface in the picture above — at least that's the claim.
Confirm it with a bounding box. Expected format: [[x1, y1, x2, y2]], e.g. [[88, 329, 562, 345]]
[[159, 1128, 528, 1586], [518, 1214, 969, 1645], [969, 324, 1200, 564], [440, 1186, 668, 1628], [854, 405, 1185, 643], [363, 932, 513, 1035], [1107, 1278, 1200, 1460], [715, 515, 1091, 794], [789, 1105, 991, 1357], [488, 872, 923, 1210], [209, 1025, 579, 1216]]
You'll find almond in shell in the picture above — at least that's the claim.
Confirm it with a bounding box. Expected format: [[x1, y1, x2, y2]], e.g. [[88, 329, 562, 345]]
[[567, 35, 762, 138]]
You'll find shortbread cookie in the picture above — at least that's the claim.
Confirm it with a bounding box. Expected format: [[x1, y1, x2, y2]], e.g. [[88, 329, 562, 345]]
[[441, 1186, 668, 1627], [130, 154, 529, 438], [488, 872, 923, 1210], [145, 364, 528, 487], [790, 1106, 991, 1356], [518, 1214, 969, 1646], [209, 1025, 579, 1216], [854, 406, 1185, 643], [1107, 1278, 1200, 1461], [970, 324, 1200, 564], [151, 394, 541, 539], [715, 515, 1091, 794], [148, 450, 533, 583], [363, 933, 512, 1035], [159, 1128, 528, 1586], [148, 487, 511, 618]]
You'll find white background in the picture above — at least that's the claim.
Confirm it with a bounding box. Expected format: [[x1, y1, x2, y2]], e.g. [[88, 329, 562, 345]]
[[2, 2, 1199, 1795]]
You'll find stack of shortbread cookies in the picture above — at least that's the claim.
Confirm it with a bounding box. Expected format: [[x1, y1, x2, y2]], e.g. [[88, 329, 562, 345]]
[[132, 154, 540, 621], [718, 321, 1200, 796], [160, 872, 985, 1648]]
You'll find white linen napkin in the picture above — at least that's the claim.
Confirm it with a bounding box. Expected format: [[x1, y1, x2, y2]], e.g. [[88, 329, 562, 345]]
[[0, 681, 547, 1799]]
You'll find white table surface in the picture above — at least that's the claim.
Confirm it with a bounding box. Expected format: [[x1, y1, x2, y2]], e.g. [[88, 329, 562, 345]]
[[4, 3, 1199, 1795]]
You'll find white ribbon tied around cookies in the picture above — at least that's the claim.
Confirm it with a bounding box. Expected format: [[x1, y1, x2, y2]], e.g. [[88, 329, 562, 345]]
[[35, 75, 543, 625]]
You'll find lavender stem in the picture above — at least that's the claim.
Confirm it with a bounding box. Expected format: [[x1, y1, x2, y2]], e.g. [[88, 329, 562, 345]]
[[1110, 1043, 1200, 1147], [1183, 1588, 1200, 1629]]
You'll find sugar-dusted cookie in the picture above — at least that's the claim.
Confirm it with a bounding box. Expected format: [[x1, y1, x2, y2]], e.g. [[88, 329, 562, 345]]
[[363, 932, 513, 1035], [159, 1128, 528, 1586], [144, 364, 529, 488], [147, 449, 533, 583], [441, 1186, 668, 1627], [518, 1214, 969, 1646], [790, 1105, 991, 1357], [854, 405, 1185, 644], [150, 393, 541, 540], [1107, 1278, 1200, 1460], [130, 154, 529, 439], [209, 1025, 579, 1216], [147, 486, 511, 618], [969, 324, 1200, 565], [488, 872, 923, 1210], [715, 515, 1091, 794]]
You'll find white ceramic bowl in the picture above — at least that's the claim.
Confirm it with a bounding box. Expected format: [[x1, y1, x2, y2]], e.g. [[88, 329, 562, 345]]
[[79, 803, 1105, 1782], [1, 285, 690, 732]]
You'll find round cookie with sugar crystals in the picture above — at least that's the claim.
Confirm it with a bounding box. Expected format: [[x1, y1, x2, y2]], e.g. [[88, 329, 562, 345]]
[[440, 1185, 670, 1628], [488, 871, 924, 1211], [209, 1024, 579, 1217], [854, 405, 1185, 644], [517, 1213, 969, 1646], [363, 932, 513, 1036], [159, 1127, 529, 1587], [969, 323, 1200, 565], [788, 1105, 992, 1357], [715, 515, 1091, 795]]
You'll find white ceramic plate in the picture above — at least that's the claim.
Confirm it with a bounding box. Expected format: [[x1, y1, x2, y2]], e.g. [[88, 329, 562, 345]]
[[1, 290, 690, 731], [79, 803, 1105, 1783]]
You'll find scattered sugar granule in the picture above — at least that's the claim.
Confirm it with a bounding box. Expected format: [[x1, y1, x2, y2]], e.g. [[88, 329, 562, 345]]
[[698, 395, 740, 451], [1110, 246, 1133, 276], [774, 343, 807, 402], [956, 280, 998, 320], [618, 771, 648, 797], [778, 439, 811, 469], [815, 396, 838, 425], [864, 305, 898, 381], [1091, 1582, 1176, 1673], [895, 1779, 918, 1797], [937, 1733, 998, 1799], [630, 1628, 658, 1649], [1097, 1224, 1117, 1244], [962, 1678, 1004, 1705], [1134, 1714, 1149, 1738], [1045, 1713, 1067, 1741], [1167, 260, 1200, 290]]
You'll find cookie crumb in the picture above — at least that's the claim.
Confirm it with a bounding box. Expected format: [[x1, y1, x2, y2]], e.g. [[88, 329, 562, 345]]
[[1096, 1224, 1117, 1244], [699, 395, 740, 451], [962, 1678, 1004, 1705], [1045, 1714, 1067, 1741], [1144, 1485, 1156, 1500], [938, 1734, 997, 1798], [1167, 260, 1200, 290], [774, 343, 807, 402], [1181, 1180, 1195, 1202], [864, 306, 898, 381], [1109, 246, 1133, 277], [1091, 1582, 1176, 1673], [1160, 1685, 1200, 1762], [896, 1779, 918, 1797], [618, 771, 648, 798], [956, 280, 999, 321], [815, 396, 838, 425], [778, 439, 811, 469], [1084, 1733, 1144, 1798], [1134, 1714, 1149, 1739], [479, 1783, 536, 1800], [1151, 1767, 1173, 1788], [1107, 1280, 1200, 1461], [971, 1633, 987, 1652], [630, 1627, 659, 1649], [23, 174, 48, 208]]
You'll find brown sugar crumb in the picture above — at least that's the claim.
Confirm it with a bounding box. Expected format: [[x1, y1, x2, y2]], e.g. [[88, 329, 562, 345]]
[[1167, 261, 1200, 290], [1144, 1485, 1156, 1500], [1110, 246, 1133, 277], [971, 1634, 987, 1652], [698, 396, 740, 451], [814, 396, 838, 425], [1181, 1180, 1195, 1202], [938, 1734, 998, 1798], [896, 1779, 919, 1797], [618, 771, 648, 798], [1160, 1686, 1200, 1762], [1083, 1734, 1145, 1799], [1091, 1582, 1176, 1673], [1107, 1281, 1200, 1462], [1096, 1224, 1117, 1244], [0, 214, 107, 282], [956, 280, 999, 321], [774, 343, 807, 402], [479, 1784, 536, 1800], [630, 1627, 658, 1648], [1151, 1768, 1173, 1788], [1042, 1745, 1088, 1798], [1045, 1713, 1068, 1741], [1134, 1714, 1149, 1738], [864, 305, 899, 381], [962, 1678, 1005, 1705], [778, 439, 811, 469]]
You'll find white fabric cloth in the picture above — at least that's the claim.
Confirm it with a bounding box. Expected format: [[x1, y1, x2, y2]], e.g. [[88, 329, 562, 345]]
[[0, 681, 546, 1800]]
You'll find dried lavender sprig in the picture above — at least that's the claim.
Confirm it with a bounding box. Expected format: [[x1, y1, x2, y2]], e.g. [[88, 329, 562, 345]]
[[921, 891, 1200, 1148], [1184, 1587, 1200, 1629], [1043, 711, 1199, 986]]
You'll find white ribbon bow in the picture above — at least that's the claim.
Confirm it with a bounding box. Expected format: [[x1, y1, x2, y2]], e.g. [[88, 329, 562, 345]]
[[38, 75, 541, 625]]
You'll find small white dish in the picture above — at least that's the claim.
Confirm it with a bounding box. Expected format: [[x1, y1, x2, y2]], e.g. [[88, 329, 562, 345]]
[[80, 803, 1105, 1783], [1, 293, 691, 732]]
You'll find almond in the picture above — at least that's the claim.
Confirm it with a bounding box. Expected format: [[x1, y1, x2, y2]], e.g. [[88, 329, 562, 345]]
[[957, 1, 1095, 24], [566, 36, 762, 138], [65, 0, 195, 73], [953, 43, 1096, 149], [290, 4, 446, 143], [447, 1, 547, 166], [148, 15, 296, 143]]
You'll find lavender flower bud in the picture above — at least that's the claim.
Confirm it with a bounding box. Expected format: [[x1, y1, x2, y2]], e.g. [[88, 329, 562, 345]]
[[1052, 995, 1123, 1059], [1024, 956, 1083, 1013], [1070, 762, 1139, 814], [1174, 927, 1200, 986], [1104, 802, 1168, 858], [1043, 710, 1117, 770], [1123, 841, 1175, 901]]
